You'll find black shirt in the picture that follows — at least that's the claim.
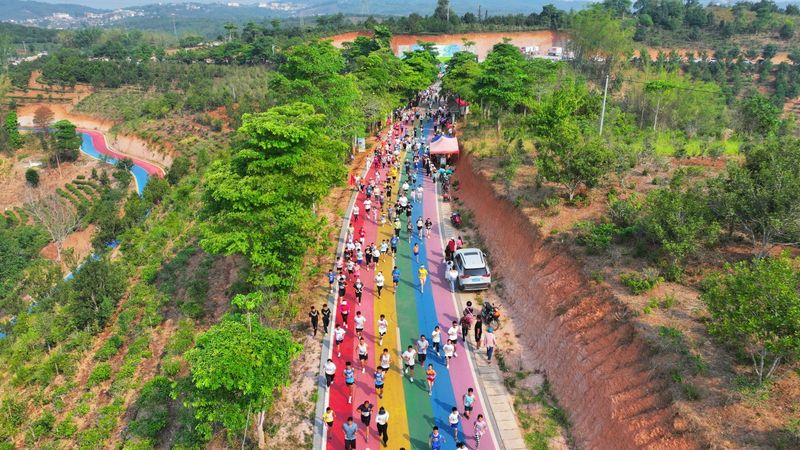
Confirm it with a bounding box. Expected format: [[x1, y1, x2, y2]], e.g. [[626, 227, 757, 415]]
[[358, 403, 373, 417]]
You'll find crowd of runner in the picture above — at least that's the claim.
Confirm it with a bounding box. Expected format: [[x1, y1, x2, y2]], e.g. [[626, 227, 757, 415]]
[[313, 87, 498, 450]]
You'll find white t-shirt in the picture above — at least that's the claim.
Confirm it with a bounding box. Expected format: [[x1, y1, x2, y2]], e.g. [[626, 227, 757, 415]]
[[324, 361, 336, 375], [417, 339, 429, 354], [358, 342, 368, 356], [375, 274, 385, 287], [448, 411, 459, 425], [402, 182, 409, 192], [378, 319, 388, 334], [443, 343, 455, 357], [354, 315, 366, 329], [402, 349, 417, 366], [364, 199, 372, 211], [431, 329, 441, 343], [376, 411, 389, 425], [334, 327, 346, 341], [380, 353, 391, 369], [398, 196, 408, 207], [353, 205, 359, 215], [447, 326, 459, 341]]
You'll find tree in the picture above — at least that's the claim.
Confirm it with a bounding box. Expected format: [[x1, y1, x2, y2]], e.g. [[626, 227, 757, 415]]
[[569, 6, 633, 74], [24, 192, 80, 262], [738, 92, 781, 136], [183, 318, 302, 446], [33, 106, 54, 134], [779, 22, 795, 39], [716, 138, 800, 255], [474, 42, 531, 133], [52, 120, 81, 166], [201, 103, 347, 292], [763, 43, 779, 59], [25, 168, 39, 187], [535, 126, 614, 201], [4, 111, 22, 149], [702, 255, 800, 384], [64, 257, 127, 331], [640, 185, 720, 269]]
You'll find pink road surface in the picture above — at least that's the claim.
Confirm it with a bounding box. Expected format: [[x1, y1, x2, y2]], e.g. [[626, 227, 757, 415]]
[[423, 173, 498, 450], [77, 128, 165, 177], [326, 153, 383, 450]]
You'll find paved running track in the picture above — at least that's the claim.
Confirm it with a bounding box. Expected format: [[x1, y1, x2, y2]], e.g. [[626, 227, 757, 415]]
[[324, 116, 498, 450]]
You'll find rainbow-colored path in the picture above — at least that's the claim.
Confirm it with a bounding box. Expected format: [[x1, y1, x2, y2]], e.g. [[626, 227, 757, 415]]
[[323, 116, 499, 450]]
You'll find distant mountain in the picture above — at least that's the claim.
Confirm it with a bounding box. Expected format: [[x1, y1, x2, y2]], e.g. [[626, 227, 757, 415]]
[[0, 0, 106, 21]]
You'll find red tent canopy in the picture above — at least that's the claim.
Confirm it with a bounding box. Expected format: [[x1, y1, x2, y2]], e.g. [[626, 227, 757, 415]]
[[455, 98, 470, 106], [429, 135, 459, 155]]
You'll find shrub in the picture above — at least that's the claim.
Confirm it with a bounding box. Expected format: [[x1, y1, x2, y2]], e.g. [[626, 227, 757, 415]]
[[608, 193, 642, 228], [95, 335, 124, 361], [162, 358, 181, 377], [25, 168, 39, 187], [620, 268, 663, 295], [87, 363, 113, 387], [55, 416, 78, 438], [129, 377, 170, 439], [575, 221, 618, 254]]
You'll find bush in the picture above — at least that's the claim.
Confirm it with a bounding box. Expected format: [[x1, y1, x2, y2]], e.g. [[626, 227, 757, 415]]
[[620, 268, 663, 295], [94, 335, 124, 361], [25, 168, 39, 187], [87, 362, 113, 387], [55, 416, 78, 438], [608, 194, 642, 228], [162, 358, 181, 377], [575, 221, 619, 254], [129, 377, 171, 439]]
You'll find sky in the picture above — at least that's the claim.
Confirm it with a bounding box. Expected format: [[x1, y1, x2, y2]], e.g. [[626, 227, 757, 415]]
[[37, 0, 233, 8]]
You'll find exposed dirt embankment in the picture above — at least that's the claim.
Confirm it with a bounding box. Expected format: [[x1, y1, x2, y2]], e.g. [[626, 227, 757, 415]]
[[455, 153, 698, 450]]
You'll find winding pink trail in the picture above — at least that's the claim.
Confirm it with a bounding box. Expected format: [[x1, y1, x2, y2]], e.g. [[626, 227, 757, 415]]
[[77, 128, 165, 177]]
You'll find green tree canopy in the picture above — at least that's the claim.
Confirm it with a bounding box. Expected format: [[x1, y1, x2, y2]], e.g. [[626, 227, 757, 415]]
[[201, 102, 346, 291], [702, 255, 800, 384], [184, 317, 302, 439]]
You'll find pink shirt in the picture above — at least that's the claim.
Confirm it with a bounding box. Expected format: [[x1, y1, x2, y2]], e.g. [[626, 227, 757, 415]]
[[482, 332, 497, 348]]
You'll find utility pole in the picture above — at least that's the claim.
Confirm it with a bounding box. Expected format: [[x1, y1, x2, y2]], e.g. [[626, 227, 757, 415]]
[[599, 74, 609, 135]]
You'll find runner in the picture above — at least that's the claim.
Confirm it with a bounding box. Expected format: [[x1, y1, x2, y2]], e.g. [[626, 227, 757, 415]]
[[354, 278, 364, 305], [443, 340, 455, 369], [413, 242, 420, 263], [379, 348, 391, 374], [323, 407, 335, 440], [374, 271, 385, 298], [354, 311, 366, 337], [375, 366, 386, 399], [357, 336, 368, 373], [416, 334, 429, 366], [401, 345, 417, 382], [425, 217, 433, 238], [340, 299, 350, 329], [339, 273, 348, 298], [377, 314, 388, 346], [309, 306, 319, 336], [474, 414, 488, 449], [393, 217, 401, 237], [357, 400, 373, 442], [429, 426, 446, 450], [376, 406, 389, 447], [343, 417, 358, 450], [324, 358, 336, 388], [364, 198, 372, 222], [391, 266, 401, 290], [418, 264, 428, 293], [352, 204, 359, 223], [426, 364, 437, 396], [448, 407, 460, 440], [463, 388, 476, 419], [447, 320, 459, 357], [321, 304, 331, 333], [431, 325, 442, 356], [334, 324, 345, 358], [416, 217, 424, 239], [344, 361, 356, 404]]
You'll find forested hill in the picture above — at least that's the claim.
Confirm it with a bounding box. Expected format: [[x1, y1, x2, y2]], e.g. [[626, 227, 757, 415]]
[[0, 0, 105, 21]]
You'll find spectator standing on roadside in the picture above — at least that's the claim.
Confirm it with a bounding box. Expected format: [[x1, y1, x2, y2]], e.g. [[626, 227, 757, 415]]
[[483, 327, 497, 364]]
